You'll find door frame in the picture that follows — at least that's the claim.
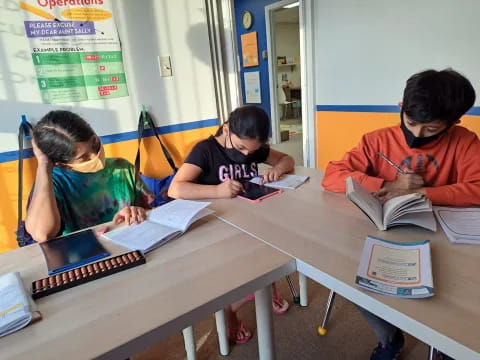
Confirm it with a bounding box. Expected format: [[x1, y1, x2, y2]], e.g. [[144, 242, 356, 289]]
[[265, 0, 316, 167]]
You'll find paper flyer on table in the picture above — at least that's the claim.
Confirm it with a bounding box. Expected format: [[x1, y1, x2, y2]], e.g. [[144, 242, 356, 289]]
[[355, 236, 434, 298]]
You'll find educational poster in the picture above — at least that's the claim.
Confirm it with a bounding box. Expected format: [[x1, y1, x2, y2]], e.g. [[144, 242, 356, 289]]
[[19, 0, 128, 104], [240, 31, 259, 67], [244, 71, 261, 103]]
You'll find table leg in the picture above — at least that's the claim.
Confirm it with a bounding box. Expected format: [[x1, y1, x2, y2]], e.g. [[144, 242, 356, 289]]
[[255, 286, 276, 360], [215, 309, 230, 356], [318, 290, 336, 336], [182, 326, 196, 360], [299, 272, 308, 307]]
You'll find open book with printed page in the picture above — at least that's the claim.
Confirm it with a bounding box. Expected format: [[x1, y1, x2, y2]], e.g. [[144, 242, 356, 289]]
[[0, 272, 42, 338], [346, 177, 437, 231], [356, 236, 434, 298], [104, 200, 214, 253]]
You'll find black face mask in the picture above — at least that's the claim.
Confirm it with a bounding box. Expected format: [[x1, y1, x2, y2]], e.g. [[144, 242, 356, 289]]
[[223, 132, 254, 163], [400, 112, 450, 148]]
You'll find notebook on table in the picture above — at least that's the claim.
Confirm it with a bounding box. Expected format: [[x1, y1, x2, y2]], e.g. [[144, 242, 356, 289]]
[[249, 174, 310, 190], [346, 177, 436, 231], [0, 272, 42, 338], [39, 229, 110, 276], [104, 200, 213, 253]]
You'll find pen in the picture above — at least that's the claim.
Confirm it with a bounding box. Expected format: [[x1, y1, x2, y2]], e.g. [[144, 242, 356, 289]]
[[376, 152, 406, 175]]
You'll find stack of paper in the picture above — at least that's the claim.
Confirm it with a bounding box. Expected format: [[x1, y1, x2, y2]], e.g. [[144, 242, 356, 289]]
[[434, 207, 480, 244]]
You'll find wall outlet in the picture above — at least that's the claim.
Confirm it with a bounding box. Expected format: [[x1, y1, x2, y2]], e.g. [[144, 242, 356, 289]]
[[158, 56, 172, 77]]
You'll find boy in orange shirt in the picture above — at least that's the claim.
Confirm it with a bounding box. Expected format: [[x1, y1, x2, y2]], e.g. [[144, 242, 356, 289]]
[[323, 69, 478, 360]]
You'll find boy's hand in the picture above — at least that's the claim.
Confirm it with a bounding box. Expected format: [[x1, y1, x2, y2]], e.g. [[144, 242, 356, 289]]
[[262, 168, 283, 183], [113, 206, 147, 225], [383, 169, 424, 191], [216, 179, 244, 198], [374, 188, 426, 204]]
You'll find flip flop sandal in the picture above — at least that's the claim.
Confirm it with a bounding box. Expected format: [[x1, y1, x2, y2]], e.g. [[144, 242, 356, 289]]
[[272, 295, 290, 315], [228, 321, 253, 345]]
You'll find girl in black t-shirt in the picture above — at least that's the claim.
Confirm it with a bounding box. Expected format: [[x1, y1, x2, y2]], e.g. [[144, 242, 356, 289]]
[[169, 105, 295, 344]]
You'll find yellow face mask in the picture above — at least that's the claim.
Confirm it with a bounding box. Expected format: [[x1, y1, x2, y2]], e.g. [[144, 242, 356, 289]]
[[67, 146, 106, 173]]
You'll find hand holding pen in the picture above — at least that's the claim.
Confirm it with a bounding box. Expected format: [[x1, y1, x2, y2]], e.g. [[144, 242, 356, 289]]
[[217, 176, 244, 198], [377, 152, 424, 190]]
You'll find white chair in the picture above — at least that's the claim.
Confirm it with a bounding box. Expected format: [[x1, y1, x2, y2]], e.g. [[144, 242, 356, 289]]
[[277, 86, 297, 120]]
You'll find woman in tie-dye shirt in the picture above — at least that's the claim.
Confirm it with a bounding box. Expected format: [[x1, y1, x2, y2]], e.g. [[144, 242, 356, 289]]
[[25, 110, 153, 242]]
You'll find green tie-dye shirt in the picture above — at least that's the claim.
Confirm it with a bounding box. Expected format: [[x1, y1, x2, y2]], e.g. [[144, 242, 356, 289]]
[[52, 158, 152, 236]]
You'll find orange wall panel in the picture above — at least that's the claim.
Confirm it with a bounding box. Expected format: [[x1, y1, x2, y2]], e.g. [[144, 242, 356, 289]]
[[316, 112, 480, 170]]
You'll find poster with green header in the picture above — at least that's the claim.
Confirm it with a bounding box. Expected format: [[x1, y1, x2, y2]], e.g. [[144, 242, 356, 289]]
[[20, 0, 128, 104]]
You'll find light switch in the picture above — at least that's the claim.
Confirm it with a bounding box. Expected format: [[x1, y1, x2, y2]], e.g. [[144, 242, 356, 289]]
[[158, 56, 172, 77]]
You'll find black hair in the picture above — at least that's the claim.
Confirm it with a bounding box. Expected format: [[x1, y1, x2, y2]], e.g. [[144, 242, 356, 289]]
[[402, 68, 476, 126], [215, 105, 270, 143], [33, 110, 95, 163]]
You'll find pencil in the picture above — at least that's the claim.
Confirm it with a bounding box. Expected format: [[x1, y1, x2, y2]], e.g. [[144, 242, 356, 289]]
[[19, 1, 60, 22], [376, 152, 406, 175]]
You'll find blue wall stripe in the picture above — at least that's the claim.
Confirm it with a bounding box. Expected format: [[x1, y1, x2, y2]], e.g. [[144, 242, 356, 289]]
[[316, 105, 400, 113], [0, 118, 219, 164], [316, 104, 480, 115]]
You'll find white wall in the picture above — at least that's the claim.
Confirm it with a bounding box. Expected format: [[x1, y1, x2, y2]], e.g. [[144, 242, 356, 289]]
[[314, 0, 480, 105], [275, 22, 301, 88], [0, 0, 217, 153]]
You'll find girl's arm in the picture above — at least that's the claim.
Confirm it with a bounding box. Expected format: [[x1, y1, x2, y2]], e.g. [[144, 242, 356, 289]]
[[263, 149, 295, 182], [168, 163, 242, 199], [25, 140, 61, 242]]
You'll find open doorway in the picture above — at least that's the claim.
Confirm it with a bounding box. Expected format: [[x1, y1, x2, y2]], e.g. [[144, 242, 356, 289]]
[[226, 0, 315, 167], [265, 0, 315, 167], [270, 3, 302, 164]]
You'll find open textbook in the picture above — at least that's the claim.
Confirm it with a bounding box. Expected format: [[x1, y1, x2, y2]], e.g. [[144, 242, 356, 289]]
[[356, 236, 434, 298], [104, 200, 214, 252], [0, 272, 42, 338], [250, 174, 310, 190], [433, 207, 480, 244], [346, 177, 436, 231]]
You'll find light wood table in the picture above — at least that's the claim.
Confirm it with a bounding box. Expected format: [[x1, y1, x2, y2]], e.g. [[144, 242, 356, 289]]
[[0, 217, 295, 360], [210, 167, 480, 360]]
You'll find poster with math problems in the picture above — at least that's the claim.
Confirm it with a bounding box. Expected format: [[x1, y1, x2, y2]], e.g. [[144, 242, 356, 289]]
[[241, 31, 259, 67], [20, 0, 128, 104]]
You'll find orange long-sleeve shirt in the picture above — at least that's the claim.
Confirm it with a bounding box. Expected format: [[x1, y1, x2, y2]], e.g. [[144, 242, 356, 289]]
[[322, 124, 480, 206]]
